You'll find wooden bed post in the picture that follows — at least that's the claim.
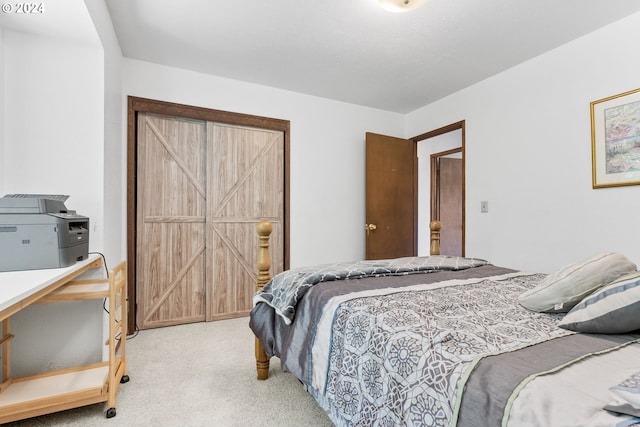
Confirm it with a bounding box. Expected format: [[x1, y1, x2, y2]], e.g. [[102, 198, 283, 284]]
[[430, 220, 441, 255], [255, 221, 273, 380]]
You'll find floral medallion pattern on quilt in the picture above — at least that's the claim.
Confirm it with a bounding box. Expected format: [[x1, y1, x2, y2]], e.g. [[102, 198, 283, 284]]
[[322, 273, 568, 427]]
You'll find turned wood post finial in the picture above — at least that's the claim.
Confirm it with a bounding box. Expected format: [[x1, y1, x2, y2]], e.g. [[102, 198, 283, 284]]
[[256, 220, 273, 239], [255, 220, 273, 380], [256, 221, 273, 292], [430, 220, 441, 255]]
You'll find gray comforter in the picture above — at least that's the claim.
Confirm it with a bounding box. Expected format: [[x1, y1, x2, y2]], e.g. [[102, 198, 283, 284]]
[[249, 259, 639, 427]]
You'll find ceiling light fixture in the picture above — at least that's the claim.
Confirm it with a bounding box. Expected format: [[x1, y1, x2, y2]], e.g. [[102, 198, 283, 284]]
[[377, 0, 428, 13]]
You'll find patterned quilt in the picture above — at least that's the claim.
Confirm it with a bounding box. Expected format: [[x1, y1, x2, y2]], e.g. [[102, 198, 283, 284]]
[[253, 255, 488, 325], [305, 271, 570, 427], [250, 261, 640, 427]]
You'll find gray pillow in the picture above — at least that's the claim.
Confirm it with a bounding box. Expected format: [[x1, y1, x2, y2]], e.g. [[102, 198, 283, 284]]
[[558, 271, 640, 333], [518, 252, 636, 313]]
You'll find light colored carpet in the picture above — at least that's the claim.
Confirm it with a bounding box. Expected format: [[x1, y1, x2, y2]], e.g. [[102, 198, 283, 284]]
[[5, 317, 334, 427]]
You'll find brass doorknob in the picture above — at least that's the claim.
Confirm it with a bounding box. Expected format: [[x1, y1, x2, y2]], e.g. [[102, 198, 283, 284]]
[[365, 223, 377, 236]]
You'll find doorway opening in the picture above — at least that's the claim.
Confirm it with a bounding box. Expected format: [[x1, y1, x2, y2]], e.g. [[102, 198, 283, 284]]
[[414, 120, 465, 256]]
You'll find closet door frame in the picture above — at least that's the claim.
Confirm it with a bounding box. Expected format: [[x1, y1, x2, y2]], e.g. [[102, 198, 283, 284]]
[[127, 96, 290, 334]]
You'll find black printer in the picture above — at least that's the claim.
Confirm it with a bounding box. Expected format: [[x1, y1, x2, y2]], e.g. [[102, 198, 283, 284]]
[[0, 194, 89, 272]]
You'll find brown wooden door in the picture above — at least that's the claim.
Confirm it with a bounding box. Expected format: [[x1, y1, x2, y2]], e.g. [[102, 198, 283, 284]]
[[206, 123, 284, 320], [438, 157, 463, 256], [136, 114, 285, 329], [136, 113, 207, 329], [365, 132, 416, 260]]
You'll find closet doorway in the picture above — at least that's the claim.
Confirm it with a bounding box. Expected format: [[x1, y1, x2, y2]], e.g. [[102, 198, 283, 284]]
[[127, 97, 289, 332]]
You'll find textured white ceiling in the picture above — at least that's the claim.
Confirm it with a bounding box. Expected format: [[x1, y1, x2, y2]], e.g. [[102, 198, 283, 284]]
[[3, 1, 640, 113]]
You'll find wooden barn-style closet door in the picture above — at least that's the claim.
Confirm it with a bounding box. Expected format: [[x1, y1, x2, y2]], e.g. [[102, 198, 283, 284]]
[[206, 123, 284, 320], [136, 113, 207, 329]]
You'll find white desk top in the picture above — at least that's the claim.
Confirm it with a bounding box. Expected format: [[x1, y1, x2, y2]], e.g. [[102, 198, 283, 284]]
[[0, 254, 101, 316]]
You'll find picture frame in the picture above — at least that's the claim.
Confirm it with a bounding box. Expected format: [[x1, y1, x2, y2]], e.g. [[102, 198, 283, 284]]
[[590, 87, 640, 188]]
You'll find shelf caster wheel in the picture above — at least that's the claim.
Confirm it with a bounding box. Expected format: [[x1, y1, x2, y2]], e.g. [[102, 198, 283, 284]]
[[106, 407, 116, 418], [120, 375, 130, 384]]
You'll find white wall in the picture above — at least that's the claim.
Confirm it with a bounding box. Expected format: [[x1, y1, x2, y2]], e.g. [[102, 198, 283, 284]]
[[11, 297, 103, 376], [3, 30, 104, 250], [1, 8, 111, 373], [0, 28, 4, 191], [123, 59, 405, 267], [84, 0, 124, 360], [406, 11, 640, 273], [85, 0, 124, 264]]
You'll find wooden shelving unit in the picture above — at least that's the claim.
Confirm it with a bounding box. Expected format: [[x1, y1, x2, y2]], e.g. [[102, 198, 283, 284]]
[[0, 256, 128, 423]]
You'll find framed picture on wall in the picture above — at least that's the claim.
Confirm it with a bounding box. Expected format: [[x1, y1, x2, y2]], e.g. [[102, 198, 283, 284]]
[[590, 87, 640, 188]]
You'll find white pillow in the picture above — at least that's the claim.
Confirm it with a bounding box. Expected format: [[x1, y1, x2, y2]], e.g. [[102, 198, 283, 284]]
[[518, 252, 636, 313], [558, 271, 640, 333]]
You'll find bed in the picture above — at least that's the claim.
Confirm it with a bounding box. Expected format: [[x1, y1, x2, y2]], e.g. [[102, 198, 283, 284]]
[[249, 221, 640, 427]]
